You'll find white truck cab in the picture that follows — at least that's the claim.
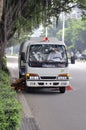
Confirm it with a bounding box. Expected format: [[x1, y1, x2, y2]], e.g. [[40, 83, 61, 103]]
[[19, 37, 71, 93]]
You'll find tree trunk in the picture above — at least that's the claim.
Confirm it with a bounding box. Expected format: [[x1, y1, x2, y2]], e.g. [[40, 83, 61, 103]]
[[0, 0, 4, 69], [0, 41, 5, 69], [0, 19, 5, 70], [0, 0, 27, 70]]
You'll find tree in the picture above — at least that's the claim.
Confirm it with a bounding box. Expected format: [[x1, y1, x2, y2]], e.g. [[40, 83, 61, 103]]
[[57, 18, 86, 52], [66, 19, 86, 51], [0, 0, 86, 69]]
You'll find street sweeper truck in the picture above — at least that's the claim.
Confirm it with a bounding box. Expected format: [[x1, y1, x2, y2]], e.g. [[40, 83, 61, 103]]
[[18, 37, 71, 93]]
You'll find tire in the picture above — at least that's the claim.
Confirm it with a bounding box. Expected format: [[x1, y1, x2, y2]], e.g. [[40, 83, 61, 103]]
[[59, 87, 66, 93]]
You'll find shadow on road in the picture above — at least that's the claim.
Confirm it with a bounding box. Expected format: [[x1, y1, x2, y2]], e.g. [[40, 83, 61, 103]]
[[23, 88, 61, 95]]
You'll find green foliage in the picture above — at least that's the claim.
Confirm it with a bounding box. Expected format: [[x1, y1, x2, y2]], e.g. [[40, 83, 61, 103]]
[[40, 18, 62, 37], [57, 18, 86, 52], [0, 70, 22, 130], [65, 19, 86, 51], [4, 0, 86, 43], [2, 56, 8, 72]]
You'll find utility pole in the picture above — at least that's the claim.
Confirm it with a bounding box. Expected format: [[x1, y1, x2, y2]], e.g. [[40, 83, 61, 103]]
[[62, 12, 65, 43], [45, 27, 48, 37], [45, 0, 48, 37]]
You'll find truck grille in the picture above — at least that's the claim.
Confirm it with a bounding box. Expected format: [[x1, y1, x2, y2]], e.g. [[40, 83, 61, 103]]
[[40, 76, 56, 80]]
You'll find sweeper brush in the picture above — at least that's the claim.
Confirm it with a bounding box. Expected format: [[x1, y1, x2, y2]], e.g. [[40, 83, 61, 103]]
[[11, 77, 26, 91]]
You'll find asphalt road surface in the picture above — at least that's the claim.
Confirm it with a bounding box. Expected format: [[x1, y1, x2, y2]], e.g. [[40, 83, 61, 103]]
[[7, 56, 86, 130]]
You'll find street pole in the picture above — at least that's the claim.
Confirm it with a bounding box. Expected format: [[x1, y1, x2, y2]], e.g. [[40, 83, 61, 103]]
[[45, 27, 48, 37], [62, 12, 65, 43]]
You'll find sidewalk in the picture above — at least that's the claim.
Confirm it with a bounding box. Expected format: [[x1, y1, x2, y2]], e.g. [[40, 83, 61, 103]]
[[7, 55, 40, 130], [17, 92, 40, 130]]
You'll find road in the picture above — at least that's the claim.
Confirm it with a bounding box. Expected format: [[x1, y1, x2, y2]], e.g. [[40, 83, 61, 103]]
[[7, 56, 86, 130]]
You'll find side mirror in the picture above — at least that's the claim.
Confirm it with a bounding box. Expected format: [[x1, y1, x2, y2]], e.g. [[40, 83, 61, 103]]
[[21, 52, 26, 62], [70, 56, 75, 64]]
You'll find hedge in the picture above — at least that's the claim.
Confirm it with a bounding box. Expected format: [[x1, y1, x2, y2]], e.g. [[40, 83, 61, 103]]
[[0, 70, 22, 130]]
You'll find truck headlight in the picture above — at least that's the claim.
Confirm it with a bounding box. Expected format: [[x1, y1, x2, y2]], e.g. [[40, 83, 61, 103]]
[[26, 73, 39, 80], [58, 76, 67, 80], [29, 76, 39, 80], [58, 73, 70, 80]]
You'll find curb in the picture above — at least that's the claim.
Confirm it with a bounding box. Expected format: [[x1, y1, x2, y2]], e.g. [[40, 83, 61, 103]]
[[17, 92, 40, 130]]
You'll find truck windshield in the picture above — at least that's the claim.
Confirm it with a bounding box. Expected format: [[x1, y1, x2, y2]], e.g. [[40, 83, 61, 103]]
[[28, 44, 68, 68]]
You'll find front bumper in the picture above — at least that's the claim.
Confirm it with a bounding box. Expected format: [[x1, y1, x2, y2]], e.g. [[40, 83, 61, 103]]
[[26, 80, 69, 87]]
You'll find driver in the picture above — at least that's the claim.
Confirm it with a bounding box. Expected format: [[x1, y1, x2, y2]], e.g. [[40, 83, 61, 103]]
[[47, 47, 62, 61]]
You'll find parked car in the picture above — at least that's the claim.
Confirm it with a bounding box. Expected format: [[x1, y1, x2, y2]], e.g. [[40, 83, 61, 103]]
[[80, 54, 86, 60]]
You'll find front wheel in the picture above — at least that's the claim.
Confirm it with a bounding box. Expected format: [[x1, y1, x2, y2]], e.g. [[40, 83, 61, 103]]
[[59, 87, 66, 93]]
